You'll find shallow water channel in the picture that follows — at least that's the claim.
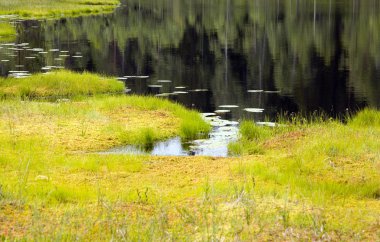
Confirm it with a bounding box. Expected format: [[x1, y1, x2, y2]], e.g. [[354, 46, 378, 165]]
[[100, 113, 240, 157]]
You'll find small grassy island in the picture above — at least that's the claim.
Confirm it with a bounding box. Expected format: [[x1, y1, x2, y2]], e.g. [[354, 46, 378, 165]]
[[0, 69, 379, 240], [0, 0, 119, 19], [0, 22, 16, 42]]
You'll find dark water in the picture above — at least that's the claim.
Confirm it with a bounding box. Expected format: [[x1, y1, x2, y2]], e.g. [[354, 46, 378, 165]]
[[1, 0, 380, 122]]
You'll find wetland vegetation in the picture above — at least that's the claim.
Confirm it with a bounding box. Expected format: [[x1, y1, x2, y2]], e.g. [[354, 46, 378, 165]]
[[0, 70, 379, 240], [1, 0, 380, 241], [0, 0, 119, 19]]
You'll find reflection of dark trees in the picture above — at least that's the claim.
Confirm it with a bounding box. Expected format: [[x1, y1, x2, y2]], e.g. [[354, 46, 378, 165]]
[[8, 0, 380, 119]]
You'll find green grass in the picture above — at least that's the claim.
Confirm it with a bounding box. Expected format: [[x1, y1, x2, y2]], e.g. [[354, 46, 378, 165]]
[[0, 70, 125, 99], [0, 70, 378, 240], [0, 0, 119, 19], [228, 120, 288, 156], [0, 22, 16, 42], [0, 95, 210, 151]]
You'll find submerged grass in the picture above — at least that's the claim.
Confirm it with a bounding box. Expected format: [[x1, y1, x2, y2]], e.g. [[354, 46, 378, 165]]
[[0, 70, 125, 99], [0, 0, 119, 19]]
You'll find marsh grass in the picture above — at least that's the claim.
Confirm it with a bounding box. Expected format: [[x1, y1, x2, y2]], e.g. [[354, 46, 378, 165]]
[[0, 95, 210, 151], [0, 22, 16, 42], [0, 70, 125, 99], [0, 0, 119, 19], [0, 69, 378, 240]]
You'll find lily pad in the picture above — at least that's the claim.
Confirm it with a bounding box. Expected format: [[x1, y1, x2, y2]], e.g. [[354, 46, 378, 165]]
[[219, 105, 239, 108], [244, 108, 264, 113], [214, 110, 231, 114], [172, 91, 188, 94]]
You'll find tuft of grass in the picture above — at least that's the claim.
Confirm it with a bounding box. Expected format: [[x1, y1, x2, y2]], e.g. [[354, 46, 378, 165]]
[[0, 70, 125, 99], [228, 120, 284, 156], [0, 22, 16, 42], [348, 108, 380, 127]]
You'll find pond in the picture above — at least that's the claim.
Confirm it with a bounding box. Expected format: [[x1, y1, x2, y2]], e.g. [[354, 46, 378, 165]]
[[1, 0, 380, 156]]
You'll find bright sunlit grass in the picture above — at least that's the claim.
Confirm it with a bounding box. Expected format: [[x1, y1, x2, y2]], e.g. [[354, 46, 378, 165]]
[[0, 22, 16, 42], [0, 0, 119, 19], [0, 70, 125, 99]]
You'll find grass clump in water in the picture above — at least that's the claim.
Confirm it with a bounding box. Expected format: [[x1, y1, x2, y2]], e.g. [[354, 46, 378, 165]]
[[348, 108, 380, 127], [0, 0, 119, 19], [0, 22, 16, 42], [229, 120, 283, 156], [0, 70, 125, 99]]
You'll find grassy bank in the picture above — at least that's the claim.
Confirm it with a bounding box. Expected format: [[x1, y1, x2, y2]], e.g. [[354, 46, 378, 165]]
[[1, 106, 379, 240], [0, 0, 119, 19], [0, 70, 125, 99]]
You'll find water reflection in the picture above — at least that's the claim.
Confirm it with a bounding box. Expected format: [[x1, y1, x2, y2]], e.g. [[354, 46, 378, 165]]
[[1, 0, 380, 120]]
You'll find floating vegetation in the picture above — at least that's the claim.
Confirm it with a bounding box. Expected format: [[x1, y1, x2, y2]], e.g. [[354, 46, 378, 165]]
[[157, 80, 172, 83], [148, 85, 162, 88], [116, 77, 128, 80], [124, 75, 149, 79], [247, 89, 264, 93], [214, 109, 231, 114], [172, 91, 188, 94], [244, 108, 264, 113], [155, 93, 171, 97], [219, 105, 239, 108], [201, 113, 216, 117]]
